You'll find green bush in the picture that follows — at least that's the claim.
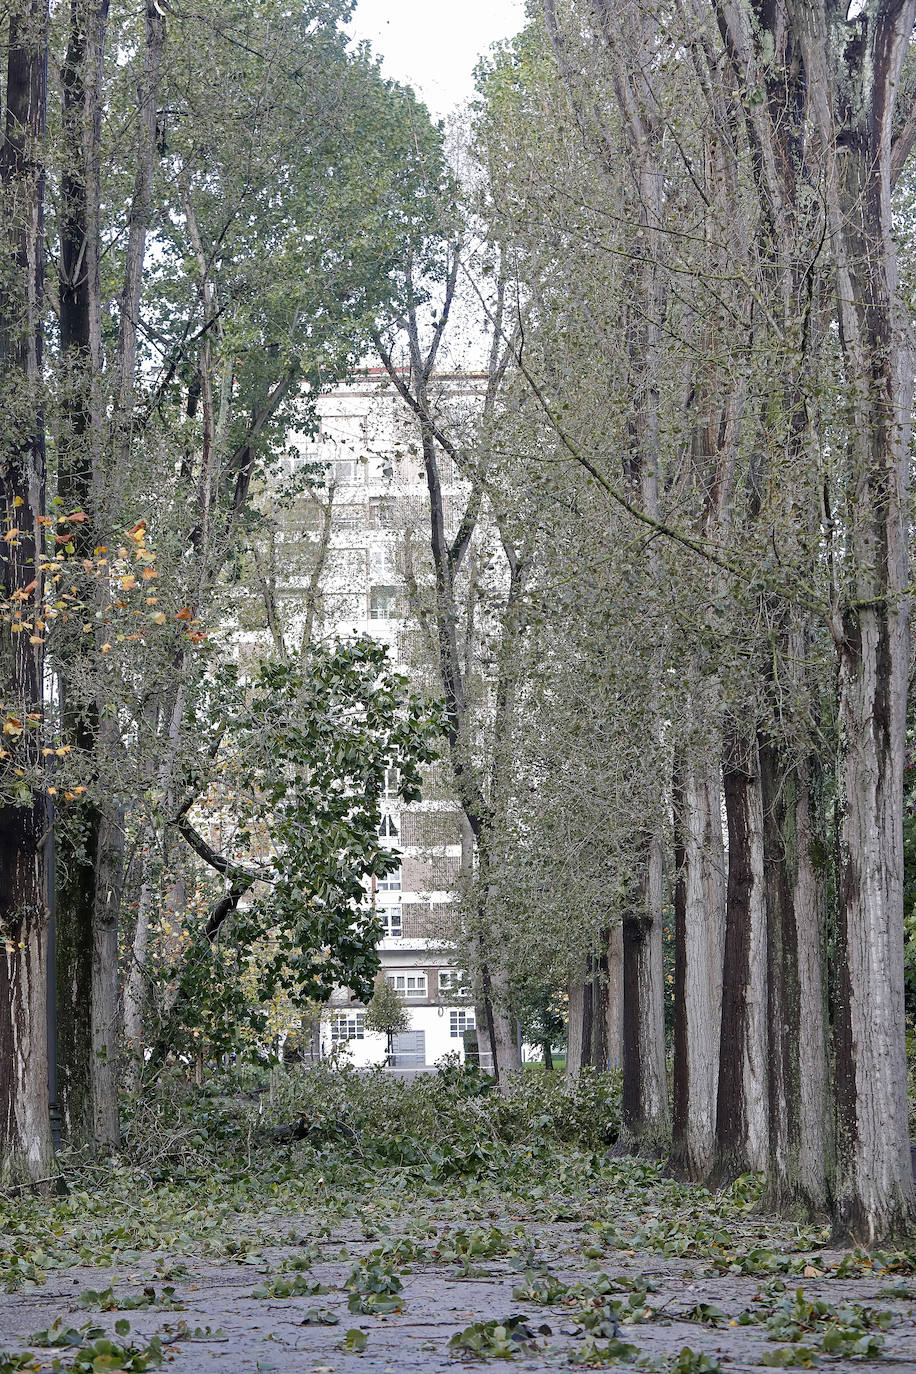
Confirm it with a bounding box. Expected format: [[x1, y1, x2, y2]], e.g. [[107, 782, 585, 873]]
[[115, 1059, 621, 1188], [266, 1059, 621, 1154]]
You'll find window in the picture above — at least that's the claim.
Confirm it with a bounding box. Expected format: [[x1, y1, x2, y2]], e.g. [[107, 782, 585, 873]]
[[379, 906, 403, 938], [330, 1011, 365, 1043], [386, 971, 427, 999], [370, 585, 398, 619], [378, 812, 399, 839], [439, 969, 467, 996], [377, 865, 401, 892], [335, 505, 362, 530], [369, 498, 395, 530], [331, 457, 361, 484], [384, 766, 400, 797], [450, 1008, 476, 1038], [368, 541, 390, 574]]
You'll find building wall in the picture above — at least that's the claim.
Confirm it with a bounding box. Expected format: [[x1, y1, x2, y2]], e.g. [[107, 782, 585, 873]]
[[319, 1001, 476, 1069], [268, 372, 483, 1070]]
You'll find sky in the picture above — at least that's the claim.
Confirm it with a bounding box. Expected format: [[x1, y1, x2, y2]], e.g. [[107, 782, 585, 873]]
[[346, 0, 526, 118]]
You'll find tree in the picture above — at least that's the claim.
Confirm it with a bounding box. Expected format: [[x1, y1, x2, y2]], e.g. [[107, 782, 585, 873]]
[[0, 0, 55, 1187], [471, 0, 915, 1238], [143, 639, 443, 1062], [29, 0, 449, 1147], [372, 236, 531, 1085], [365, 974, 410, 1064]]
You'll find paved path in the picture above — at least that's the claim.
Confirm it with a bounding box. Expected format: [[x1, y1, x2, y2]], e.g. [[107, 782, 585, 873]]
[[1, 1211, 914, 1372]]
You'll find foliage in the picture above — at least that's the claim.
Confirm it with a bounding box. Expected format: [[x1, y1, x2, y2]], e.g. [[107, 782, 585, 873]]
[[159, 640, 444, 1051], [76, 1287, 184, 1312], [449, 1316, 539, 1358], [344, 1260, 404, 1314], [0, 1072, 915, 1368], [364, 975, 411, 1045], [251, 1274, 328, 1300]]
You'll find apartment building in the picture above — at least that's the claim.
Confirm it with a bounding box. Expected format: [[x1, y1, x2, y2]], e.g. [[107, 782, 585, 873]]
[[274, 370, 482, 1071]]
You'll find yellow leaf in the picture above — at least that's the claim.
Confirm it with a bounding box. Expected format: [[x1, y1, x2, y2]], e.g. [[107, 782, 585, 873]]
[[141, 567, 158, 580], [152, 611, 167, 625], [47, 786, 57, 795], [4, 528, 20, 541], [29, 635, 43, 644], [56, 745, 72, 756], [120, 575, 138, 591], [12, 495, 23, 507], [100, 642, 112, 653]]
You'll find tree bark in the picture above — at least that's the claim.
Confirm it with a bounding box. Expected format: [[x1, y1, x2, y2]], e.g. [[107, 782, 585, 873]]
[[122, 871, 152, 1056], [566, 970, 592, 1077], [0, 0, 54, 1186], [90, 786, 121, 1147], [760, 736, 829, 1217], [488, 962, 520, 1080], [606, 922, 623, 1068], [55, 0, 118, 1150], [112, 0, 164, 440], [670, 742, 725, 1180], [621, 835, 670, 1154], [711, 730, 768, 1185], [590, 935, 609, 1069]]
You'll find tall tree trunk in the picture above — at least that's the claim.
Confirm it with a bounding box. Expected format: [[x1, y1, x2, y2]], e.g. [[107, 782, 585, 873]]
[[760, 736, 829, 1216], [90, 786, 121, 1146], [833, 605, 914, 1239], [590, 934, 609, 1068], [621, 835, 670, 1154], [824, 9, 916, 1243], [712, 0, 916, 1246], [55, 0, 116, 1150], [123, 872, 152, 1056], [606, 922, 623, 1068], [566, 970, 592, 1077], [488, 962, 520, 1081], [670, 742, 725, 1180], [0, 0, 54, 1186], [112, 0, 164, 442], [460, 811, 499, 1079], [123, 684, 186, 1072], [711, 730, 768, 1185]]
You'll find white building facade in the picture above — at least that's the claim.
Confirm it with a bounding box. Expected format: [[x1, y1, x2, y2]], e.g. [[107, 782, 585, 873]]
[[270, 371, 483, 1071]]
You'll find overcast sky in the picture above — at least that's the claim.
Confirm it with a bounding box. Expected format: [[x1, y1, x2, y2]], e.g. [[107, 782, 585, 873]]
[[346, 0, 525, 118]]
